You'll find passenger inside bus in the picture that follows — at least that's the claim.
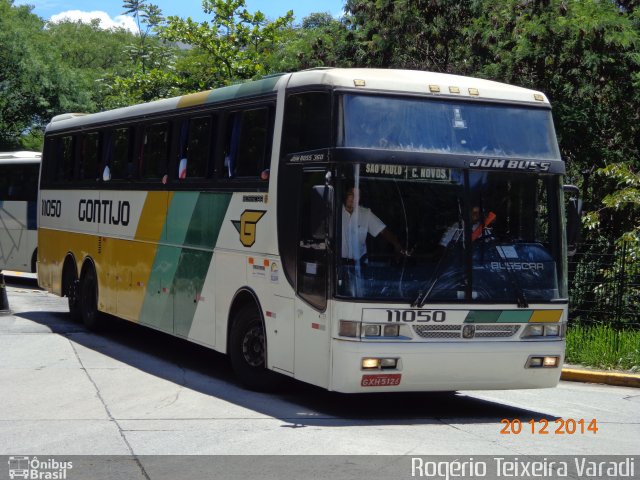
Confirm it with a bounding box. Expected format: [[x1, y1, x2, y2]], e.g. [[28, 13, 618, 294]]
[[439, 205, 497, 248]]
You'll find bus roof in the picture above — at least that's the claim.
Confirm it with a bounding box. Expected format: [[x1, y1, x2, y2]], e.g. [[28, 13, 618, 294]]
[[46, 68, 550, 133], [0, 151, 41, 163]]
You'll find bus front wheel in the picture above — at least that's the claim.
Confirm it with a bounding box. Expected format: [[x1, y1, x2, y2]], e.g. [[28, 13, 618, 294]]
[[229, 306, 279, 391]]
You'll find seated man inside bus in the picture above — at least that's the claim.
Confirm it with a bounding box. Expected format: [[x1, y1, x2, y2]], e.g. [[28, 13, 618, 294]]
[[439, 205, 496, 248], [341, 185, 407, 265]]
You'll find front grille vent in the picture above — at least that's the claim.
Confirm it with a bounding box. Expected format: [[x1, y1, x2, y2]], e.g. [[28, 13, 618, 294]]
[[413, 324, 520, 339]]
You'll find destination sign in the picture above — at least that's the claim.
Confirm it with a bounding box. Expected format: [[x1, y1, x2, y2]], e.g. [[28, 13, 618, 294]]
[[364, 163, 451, 181]]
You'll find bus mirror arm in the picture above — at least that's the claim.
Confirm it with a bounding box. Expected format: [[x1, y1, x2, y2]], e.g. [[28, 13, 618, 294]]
[[563, 184, 582, 257]]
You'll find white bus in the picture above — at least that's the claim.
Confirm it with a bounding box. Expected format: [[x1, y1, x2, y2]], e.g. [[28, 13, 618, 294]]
[[0, 151, 40, 273], [38, 69, 574, 392]]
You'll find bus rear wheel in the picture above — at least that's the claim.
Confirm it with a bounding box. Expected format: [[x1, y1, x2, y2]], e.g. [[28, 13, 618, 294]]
[[229, 306, 280, 391], [63, 260, 81, 322], [79, 264, 102, 331], [67, 279, 81, 322]]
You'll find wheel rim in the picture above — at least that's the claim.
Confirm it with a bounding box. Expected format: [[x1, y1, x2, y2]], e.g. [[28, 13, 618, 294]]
[[241, 324, 265, 367]]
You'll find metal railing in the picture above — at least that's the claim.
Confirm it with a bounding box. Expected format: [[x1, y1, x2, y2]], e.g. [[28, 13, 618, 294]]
[[569, 240, 640, 327]]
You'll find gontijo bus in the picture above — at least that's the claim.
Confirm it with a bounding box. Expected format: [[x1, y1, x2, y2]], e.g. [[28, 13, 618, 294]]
[[38, 68, 575, 392], [0, 151, 40, 273]]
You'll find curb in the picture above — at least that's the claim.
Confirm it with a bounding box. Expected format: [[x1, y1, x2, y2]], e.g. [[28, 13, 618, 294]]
[[561, 368, 640, 388]]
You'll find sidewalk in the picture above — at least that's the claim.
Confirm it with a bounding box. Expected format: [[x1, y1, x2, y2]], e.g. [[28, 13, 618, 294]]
[[561, 364, 640, 388]]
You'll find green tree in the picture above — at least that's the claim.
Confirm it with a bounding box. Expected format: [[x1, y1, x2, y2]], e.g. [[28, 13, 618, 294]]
[[45, 19, 138, 110], [0, 0, 93, 149], [343, 0, 475, 72], [266, 12, 354, 71], [161, 0, 294, 87], [101, 1, 180, 107], [122, 0, 167, 74]]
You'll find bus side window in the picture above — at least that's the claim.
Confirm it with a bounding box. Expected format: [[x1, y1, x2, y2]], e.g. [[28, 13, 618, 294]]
[[282, 91, 331, 156], [0, 165, 9, 199], [58, 135, 75, 182], [223, 107, 271, 178], [140, 122, 170, 181], [178, 116, 213, 180], [103, 127, 133, 181], [80, 132, 101, 181], [5, 166, 21, 198]]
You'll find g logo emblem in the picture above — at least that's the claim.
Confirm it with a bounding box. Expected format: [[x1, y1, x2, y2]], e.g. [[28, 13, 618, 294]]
[[232, 210, 266, 247]]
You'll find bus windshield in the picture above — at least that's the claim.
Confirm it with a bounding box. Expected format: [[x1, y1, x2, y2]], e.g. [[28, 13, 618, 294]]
[[336, 164, 566, 304], [340, 94, 560, 160]]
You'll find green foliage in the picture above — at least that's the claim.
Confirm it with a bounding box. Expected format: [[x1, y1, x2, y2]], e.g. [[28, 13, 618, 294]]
[[45, 19, 139, 110], [344, 0, 476, 72], [265, 12, 354, 72], [0, 0, 93, 149], [101, 68, 183, 109], [585, 164, 639, 243], [566, 323, 640, 371], [160, 0, 294, 88], [122, 0, 167, 75]]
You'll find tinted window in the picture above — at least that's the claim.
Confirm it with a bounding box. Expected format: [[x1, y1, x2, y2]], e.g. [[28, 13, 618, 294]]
[[223, 108, 271, 178], [80, 132, 100, 180], [110, 128, 135, 180], [341, 94, 560, 159], [0, 164, 39, 201], [58, 135, 75, 181], [141, 123, 170, 180], [283, 92, 332, 155], [178, 116, 213, 179]]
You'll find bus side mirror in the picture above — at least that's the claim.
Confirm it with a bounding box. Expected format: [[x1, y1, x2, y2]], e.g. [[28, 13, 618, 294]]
[[563, 184, 582, 256], [309, 185, 334, 241]]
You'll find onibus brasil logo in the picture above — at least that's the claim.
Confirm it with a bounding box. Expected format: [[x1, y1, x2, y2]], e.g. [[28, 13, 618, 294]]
[[8, 456, 73, 479]]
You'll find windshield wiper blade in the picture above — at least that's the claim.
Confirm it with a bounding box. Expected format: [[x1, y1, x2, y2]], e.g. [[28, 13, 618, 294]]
[[412, 231, 462, 308]]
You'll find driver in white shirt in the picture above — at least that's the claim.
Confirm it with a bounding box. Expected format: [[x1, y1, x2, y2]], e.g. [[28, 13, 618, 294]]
[[341, 186, 406, 263]]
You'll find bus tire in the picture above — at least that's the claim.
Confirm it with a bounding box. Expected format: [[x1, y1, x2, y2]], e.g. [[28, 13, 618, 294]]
[[62, 258, 81, 322], [229, 305, 280, 391], [68, 278, 81, 322], [79, 263, 103, 331]]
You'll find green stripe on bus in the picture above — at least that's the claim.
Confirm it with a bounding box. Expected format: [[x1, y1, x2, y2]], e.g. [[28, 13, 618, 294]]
[[464, 310, 534, 323], [497, 310, 533, 323], [139, 192, 199, 329], [141, 192, 232, 334], [464, 310, 502, 323], [173, 192, 232, 336]]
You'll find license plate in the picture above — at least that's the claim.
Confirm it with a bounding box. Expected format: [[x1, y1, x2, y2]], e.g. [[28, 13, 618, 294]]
[[361, 374, 402, 387]]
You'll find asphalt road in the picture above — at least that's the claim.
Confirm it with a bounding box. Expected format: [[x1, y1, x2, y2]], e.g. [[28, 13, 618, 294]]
[[1, 275, 638, 459]]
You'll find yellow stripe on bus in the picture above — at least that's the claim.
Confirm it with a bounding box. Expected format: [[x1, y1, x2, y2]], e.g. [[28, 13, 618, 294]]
[[135, 191, 172, 241], [530, 310, 563, 323]]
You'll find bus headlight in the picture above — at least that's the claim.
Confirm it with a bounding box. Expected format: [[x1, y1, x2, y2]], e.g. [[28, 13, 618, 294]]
[[363, 324, 381, 337], [339, 320, 359, 338], [521, 324, 563, 338], [528, 325, 544, 336], [383, 324, 400, 337], [544, 324, 560, 337]]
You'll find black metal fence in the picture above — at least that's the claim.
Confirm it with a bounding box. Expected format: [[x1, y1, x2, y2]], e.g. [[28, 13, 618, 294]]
[[569, 240, 640, 326]]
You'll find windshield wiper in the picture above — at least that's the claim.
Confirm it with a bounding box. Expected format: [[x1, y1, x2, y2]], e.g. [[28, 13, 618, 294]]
[[412, 229, 462, 308]]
